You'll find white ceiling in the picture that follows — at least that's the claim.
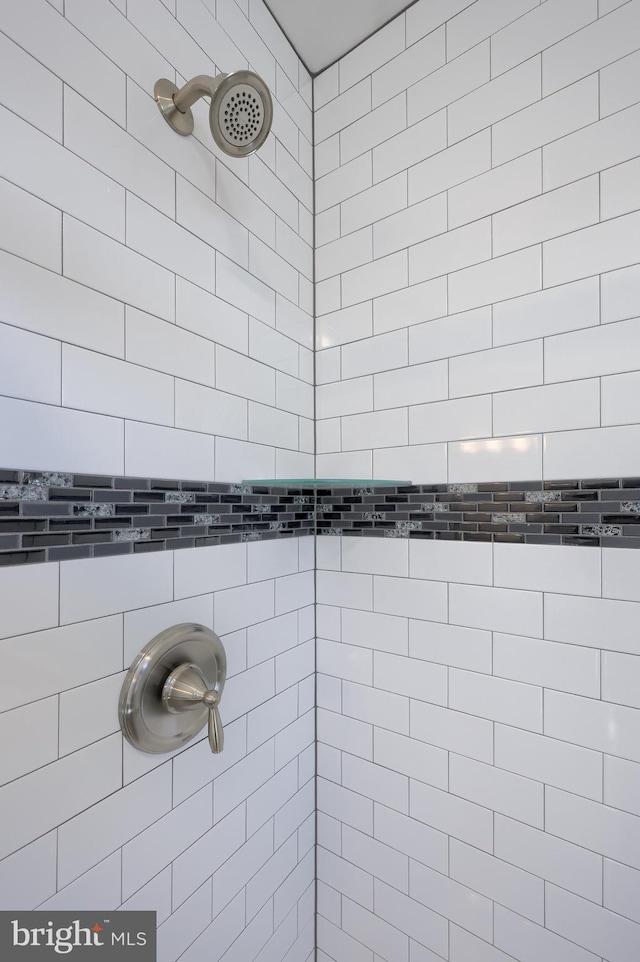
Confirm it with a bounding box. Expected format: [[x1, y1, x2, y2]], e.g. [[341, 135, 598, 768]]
[[264, 0, 414, 75]]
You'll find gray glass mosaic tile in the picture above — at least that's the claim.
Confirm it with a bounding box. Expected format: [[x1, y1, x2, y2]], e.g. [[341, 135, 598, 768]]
[[1, 469, 640, 566]]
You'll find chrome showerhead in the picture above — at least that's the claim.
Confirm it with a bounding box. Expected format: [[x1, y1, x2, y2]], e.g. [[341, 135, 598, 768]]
[[154, 70, 273, 157]]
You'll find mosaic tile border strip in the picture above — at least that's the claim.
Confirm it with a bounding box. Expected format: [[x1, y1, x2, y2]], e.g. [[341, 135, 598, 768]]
[[317, 478, 640, 548], [1, 470, 640, 566], [0, 470, 314, 567]]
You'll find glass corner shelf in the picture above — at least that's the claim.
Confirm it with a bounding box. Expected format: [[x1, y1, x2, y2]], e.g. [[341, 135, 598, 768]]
[[242, 479, 411, 487]]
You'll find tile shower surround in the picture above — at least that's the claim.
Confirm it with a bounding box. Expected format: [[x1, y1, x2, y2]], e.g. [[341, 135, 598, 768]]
[[1, 470, 640, 567]]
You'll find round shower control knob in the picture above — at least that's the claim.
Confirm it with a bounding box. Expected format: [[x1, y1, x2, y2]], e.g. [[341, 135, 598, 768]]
[[119, 623, 226, 755]]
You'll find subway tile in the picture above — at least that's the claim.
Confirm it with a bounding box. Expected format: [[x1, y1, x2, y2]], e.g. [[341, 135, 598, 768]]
[[495, 724, 603, 801], [494, 632, 600, 697], [601, 156, 640, 220], [373, 277, 448, 335], [545, 689, 640, 763], [65, 87, 174, 219], [316, 153, 373, 212], [450, 151, 542, 231], [249, 402, 298, 450], [409, 41, 490, 125], [494, 379, 600, 436], [494, 904, 601, 962], [374, 727, 448, 790], [342, 330, 407, 379], [447, 0, 540, 60], [62, 344, 173, 425], [374, 194, 448, 260], [411, 395, 491, 444], [340, 15, 405, 92], [373, 442, 448, 484], [374, 360, 448, 409], [450, 667, 542, 731], [492, 0, 597, 76], [603, 651, 640, 709], [450, 838, 544, 923], [450, 340, 542, 398], [605, 755, 640, 819], [343, 680, 409, 736], [373, 111, 447, 184], [603, 547, 640, 603], [216, 346, 275, 406], [1, 0, 125, 123], [0, 733, 121, 862], [125, 420, 215, 481], [315, 137, 340, 181], [494, 175, 599, 256], [0, 697, 58, 787], [0, 32, 62, 141], [409, 129, 491, 205], [372, 28, 445, 108], [604, 859, 640, 926], [315, 78, 371, 143], [601, 48, 640, 116], [374, 651, 447, 705], [602, 264, 640, 324], [450, 754, 543, 827], [342, 407, 408, 452], [0, 178, 61, 274], [317, 917, 372, 962], [411, 856, 493, 939], [409, 307, 492, 363], [411, 701, 494, 763], [343, 754, 409, 814], [342, 896, 409, 960], [544, 103, 640, 191], [59, 672, 122, 756], [61, 551, 172, 624], [410, 539, 491, 586], [448, 56, 541, 145], [318, 846, 373, 910], [0, 395, 124, 476], [177, 176, 249, 270], [409, 218, 491, 285], [176, 279, 248, 355], [317, 375, 373, 419], [544, 424, 640, 480], [545, 591, 640, 655], [449, 433, 543, 483], [174, 543, 246, 600], [342, 252, 408, 308], [374, 575, 447, 623], [249, 235, 299, 304], [0, 834, 57, 910], [318, 777, 373, 836], [216, 162, 275, 248], [493, 74, 599, 166], [317, 301, 372, 349], [545, 872, 640, 962], [0, 249, 124, 357], [175, 380, 248, 439], [316, 227, 372, 283], [375, 804, 447, 875], [0, 323, 61, 406], [126, 305, 216, 385], [342, 607, 408, 655], [450, 927, 513, 962], [544, 211, 640, 288], [543, 0, 640, 94], [341, 173, 407, 236], [409, 620, 492, 674], [217, 255, 275, 328], [214, 436, 275, 482], [64, 217, 173, 323], [449, 245, 542, 314], [376, 879, 448, 960], [547, 787, 640, 875], [318, 706, 372, 757], [341, 94, 407, 166], [494, 542, 601, 596], [493, 277, 600, 346]]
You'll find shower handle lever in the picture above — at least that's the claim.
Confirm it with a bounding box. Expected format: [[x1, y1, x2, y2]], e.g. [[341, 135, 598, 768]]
[[162, 663, 224, 754]]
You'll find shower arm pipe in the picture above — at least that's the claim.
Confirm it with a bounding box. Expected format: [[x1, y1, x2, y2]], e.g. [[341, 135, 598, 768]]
[[172, 74, 226, 113]]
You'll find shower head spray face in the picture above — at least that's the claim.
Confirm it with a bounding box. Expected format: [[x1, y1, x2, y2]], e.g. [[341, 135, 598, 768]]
[[210, 71, 273, 157], [154, 70, 273, 157]]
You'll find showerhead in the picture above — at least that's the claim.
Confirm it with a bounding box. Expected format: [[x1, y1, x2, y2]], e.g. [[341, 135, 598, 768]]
[[154, 70, 273, 157]]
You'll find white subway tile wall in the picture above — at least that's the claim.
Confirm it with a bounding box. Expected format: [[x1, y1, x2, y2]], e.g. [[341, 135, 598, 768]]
[[0, 540, 315, 961], [0, 0, 313, 482], [317, 535, 640, 962], [0, 2, 314, 960], [314, 0, 640, 482]]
